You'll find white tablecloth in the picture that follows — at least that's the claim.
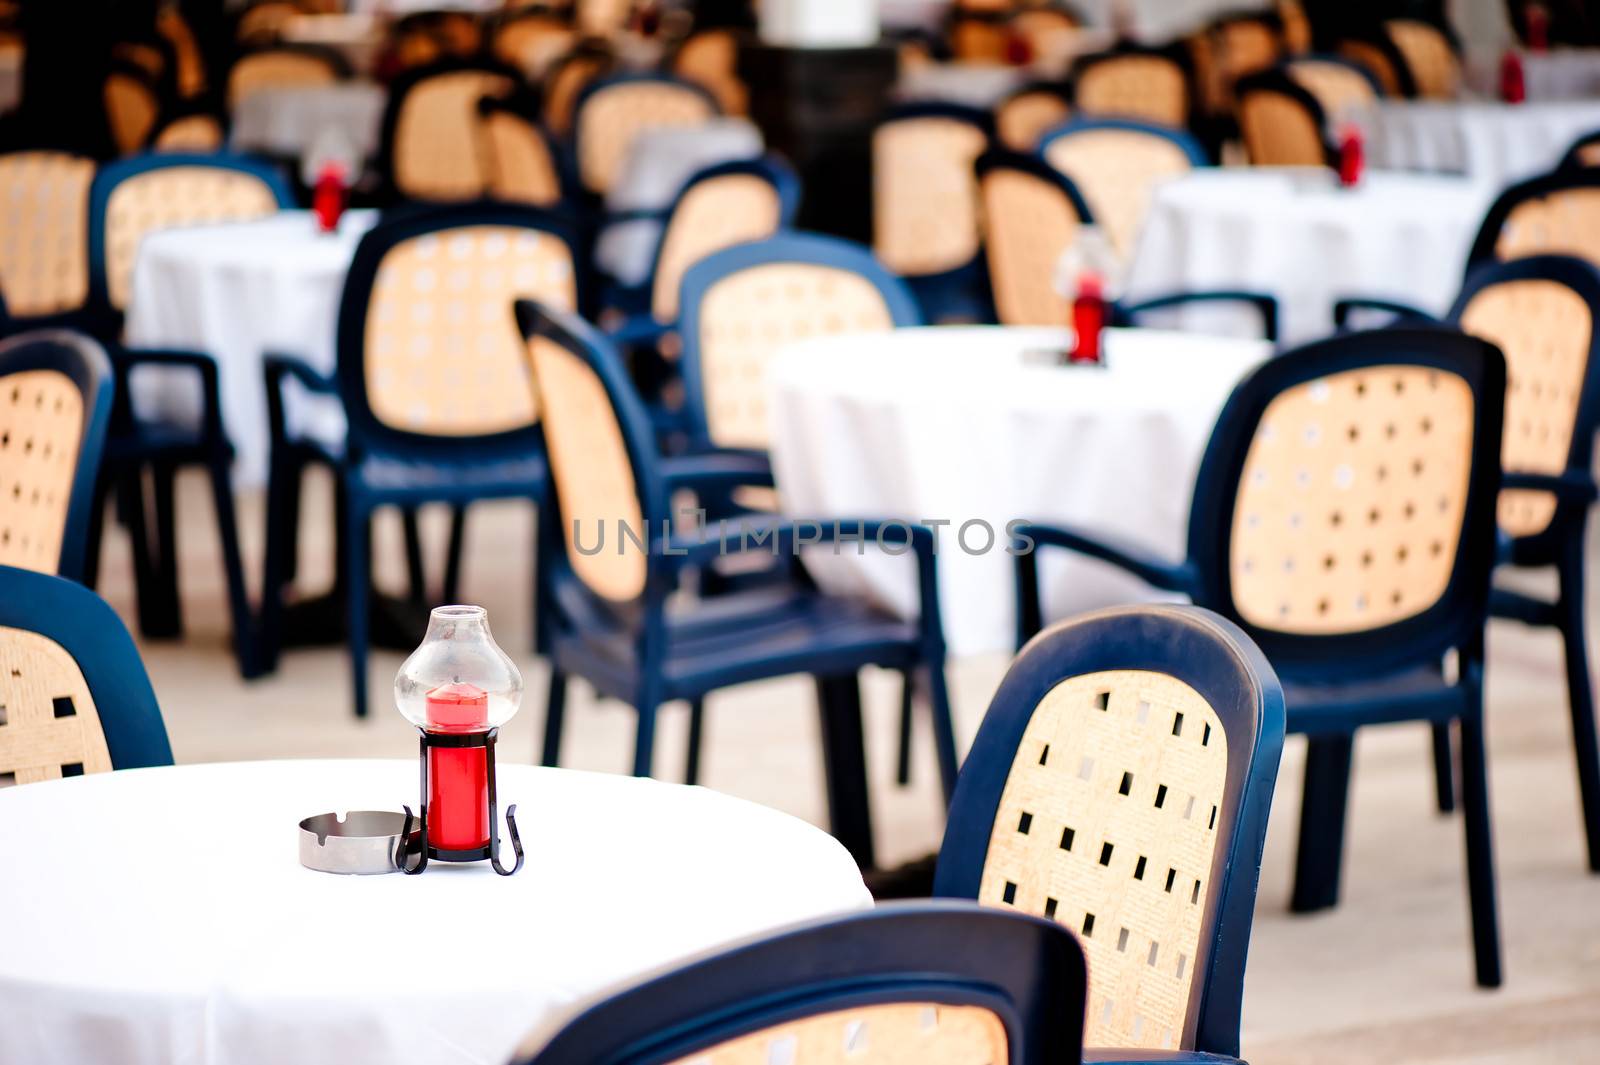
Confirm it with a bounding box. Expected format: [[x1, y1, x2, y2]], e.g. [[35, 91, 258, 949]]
[[123, 210, 377, 485], [230, 82, 388, 179], [0, 760, 870, 1065], [1124, 168, 1494, 344], [1354, 99, 1600, 191], [769, 326, 1270, 657], [1465, 48, 1600, 102], [595, 119, 764, 288], [894, 63, 1032, 107]]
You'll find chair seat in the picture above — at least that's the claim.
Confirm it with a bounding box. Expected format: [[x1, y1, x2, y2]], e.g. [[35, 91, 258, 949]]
[[353, 449, 547, 501], [552, 582, 922, 701], [1283, 663, 1467, 735]]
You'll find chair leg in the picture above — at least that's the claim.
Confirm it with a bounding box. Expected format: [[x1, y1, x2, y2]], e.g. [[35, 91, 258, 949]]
[[258, 452, 301, 675], [1459, 711, 1503, 987], [83, 474, 110, 590], [443, 504, 467, 604], [632, 697, 660, 778], [815, 672, 876, 870], [1290, 733, 1354, 913], [206, 452, 259, 678], [150, 461, 183, 637], [345, 494, 372, 718], [925, 662, 960, 804], [402, 506, 427, 605], [118, 468, 172, 639], [1558, 542, 1600, 872], [685, 698, 705, 785], [541, 670, 567, 767], [894, 671, 914, 787], [1431, 721, 1457, 814]]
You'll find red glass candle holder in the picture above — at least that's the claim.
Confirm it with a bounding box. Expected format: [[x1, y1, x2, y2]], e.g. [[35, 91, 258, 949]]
[[1337, 123, 1365, 188], [1500, 50, 1527, 103], [312, 161, 347, 233], [1070, 271, 1107, 365]]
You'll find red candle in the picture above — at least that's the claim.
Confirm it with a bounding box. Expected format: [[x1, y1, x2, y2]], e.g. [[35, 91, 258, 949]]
[[1070, 271, 1106, 365], [1337, 124, 1365, 188], [1527, 4, 1549, 52], [1500, 50, 1527, 103], [426, 681, 490, 852], [313, 161, 346, 233]]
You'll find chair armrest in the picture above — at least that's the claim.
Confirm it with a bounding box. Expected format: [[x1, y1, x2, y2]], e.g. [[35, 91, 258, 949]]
[[601, 206, 671, 226], [115, 345, 223, 435], [1116, 289, 1279, 343], [263, 353, 337, 450], [1018, 522, 1197, 594], [661, 451, 775, 496], [1331, 296, 1439, 331], [1501, 470, 1598, 503], [1084, 1051, 1244, 1065]]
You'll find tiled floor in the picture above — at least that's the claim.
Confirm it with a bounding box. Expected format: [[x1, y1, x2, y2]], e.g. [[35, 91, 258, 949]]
[[98, 472, 1600, 1063]]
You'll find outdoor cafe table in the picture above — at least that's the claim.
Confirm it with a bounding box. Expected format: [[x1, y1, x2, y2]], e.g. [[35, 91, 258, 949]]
[[0, 760, 871, 1065], [767, 325, 1271, 658], [1353, 98, 1600, 191]]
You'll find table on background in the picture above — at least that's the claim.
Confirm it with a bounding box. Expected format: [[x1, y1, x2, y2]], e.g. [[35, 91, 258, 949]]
[[0, 760, 870, 1065], [230, 82, 389, 181], [1124, 168, 1494, 345], [1464, 48, 1600, 102], [123, 210, 377, 485], [768, 326, 1269, 658], [1353, 99, 1600, 192]]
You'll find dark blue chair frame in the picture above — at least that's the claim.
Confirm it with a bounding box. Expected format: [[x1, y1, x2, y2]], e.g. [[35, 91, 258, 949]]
[[476, 90, 582, 213], [569, 71, 722, 201], [937, 605, 1284, 1061], [874, 101, 996, 323], [0, 565, 173, 769], [373, 56, 528, 205], [518, 301, 955, 870], [1560, 128, 1600, 170], [259, 202, 584, 715], [1013, 328, 1508, 987], [83, 152, 294, 678], [0, 330, 113, 581], [1339, 16, 1463, 99], [513, 902, 1087, 1065]]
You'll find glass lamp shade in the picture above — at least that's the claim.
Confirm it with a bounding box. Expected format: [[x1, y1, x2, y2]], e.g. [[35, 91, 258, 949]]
[[395, 606, 523, 733]]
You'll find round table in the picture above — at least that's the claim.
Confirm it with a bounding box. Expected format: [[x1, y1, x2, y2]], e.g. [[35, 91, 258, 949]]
[[0, 760, 870, 1065], [768, 325, 1271, 657], [229, 82, 388, 179], [1464, 48, 1600, 103], [894, 63, 1033, 108], [123, 209, 377, 486], [1124, 167, 1494, 345], [1353, 99, 1600, 191]]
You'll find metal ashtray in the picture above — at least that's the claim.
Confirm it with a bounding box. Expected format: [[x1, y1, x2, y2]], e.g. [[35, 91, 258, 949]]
[[299, 811, 412, 875]]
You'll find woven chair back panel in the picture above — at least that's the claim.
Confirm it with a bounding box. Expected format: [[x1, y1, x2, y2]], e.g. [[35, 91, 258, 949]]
[[104, 167, 282, 310], [0, 152, 92, 317], [1460, 279, 1594, 537], [661, 1003, 1008, 1065], [1044, 130, 1192, 259], [1580, 143, 1600, 169], [1075, 56, 1188, 127], [393, 71, 514, 201], [873, 117, 987, 276], [980, 168, 1078, 327], [1014, 9, 1083, 67], [997, 91, 1072, 151], [364, 225, 575, 436], [1337, 40, 1400, 96], [979, 669, 1228, 1051], [576, 0, 632, 37], [1387, 19, 1459, 98], [0, 626, 112, 786], [526, 335, 647, 602], [1497, 189, 1600, 268], [1229, 365, 1475, 634], [1287, 59, 1377, 121], [0, 370, 83, 574], [1238, 91, 1324, 167], [1278, 0, 1312, 53], [227, 50, 339, 108], [544, 55, 608, 136], [674, 30, 747, 115], [494, 18, 574, 79], [951, 18, 1010, 63], [697, 263, 896, 450], [153, 114, 225, 152], [576, 82, 715, 195], [652, 174, 783, 321], [104, 73, 160, 156], [483, 113, 563, 207]]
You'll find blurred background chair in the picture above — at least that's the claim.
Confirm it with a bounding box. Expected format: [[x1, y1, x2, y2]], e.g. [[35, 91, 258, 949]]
[[1468, 168, 1600, 276], [0, 151, 95, 327], [994, 80, 1072, 152], [225, 42, 349, 113], [1338, 17, 1461, 99], [570, 72, 719, 200], [375, 57, 520, 203], [1562, 129, 1600, 171], [668, 25, 749, 116], [477, 94, 578, 210], [1235, 69, 1336, 168], [936, 603, 1284, 1061], [1068, 46, 1191, 130]]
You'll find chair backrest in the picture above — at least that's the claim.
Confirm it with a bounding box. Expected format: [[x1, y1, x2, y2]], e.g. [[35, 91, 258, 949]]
[[151, 110, 226, 153], [671, 28, 748, 116], [1186, 328, 1505, 679], [492, 8, 575, 80], [0, 565, 172, 787], [0, 331, 113, 581], [1235, 70, 1329, 168], [1277, 0, 1312, 53], [575, 0, 631, 38], [1011, 5, 1083, 68], [88, 153, 293, 316], [235, 0, 303, 45], [1283, 54, 1382, 119], [1071, 48, 1190, 129], [976, 149, 1092, 327], [571, 73, 719, 196], [935, 604, 1284, 1057], [1191, 12, 1283, 116], [478, 97, 570, 209], [104, 60, 164, 157], [678, 234, 921, 453], [1467, 169, 1600, 278], [334, 204, 579, 458], [378, 59, 521, 202], [542, 45, 616, 137], [1383, 17, 1460, 99], [996, 83, 1073, 151], [0, 151, 95, 319], [872, 103, 993, 279], [1039, 118, 1205, 260], [156, 5, 208, 100], [391, 9, 484, 71], [511, 902, 1088, 1065], [1448, 255, 1600, 545], [949, 12, 1011, 63], [649, 156, 800, 323], [1561, 129, 1600, 171], [225, 43, 347, 110]]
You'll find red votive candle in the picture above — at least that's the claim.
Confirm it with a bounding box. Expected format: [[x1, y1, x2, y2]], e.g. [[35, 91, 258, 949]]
[[1500, 50, 1526, 103], [1337, 124, 1365, 188], [1527, 4, 1549, 52], [313, 161, 346, 233], [426, 681, 490, 851], [1070, 272, 1106, 364]]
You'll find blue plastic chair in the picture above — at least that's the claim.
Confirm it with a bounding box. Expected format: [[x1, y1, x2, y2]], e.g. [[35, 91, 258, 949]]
[[1068, 45, 1194, 129], [517, 301, 955, 870], [1014, 328, 1508, 987], [0, 565, 172, 785], [510, 902, 1087, 1065], [260, 203, 584, 716], [569, 72, 721, 199], [0, 330, 113, 581], [83, 152, 293, 677], [1560, 128, 1600, 170], [1466, 167, 1600, 277], [375, 57, 525, 203], [872, 102, 995, 322], [936, 604, 1283, 1062], [1234, 69, 1339, 167]]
